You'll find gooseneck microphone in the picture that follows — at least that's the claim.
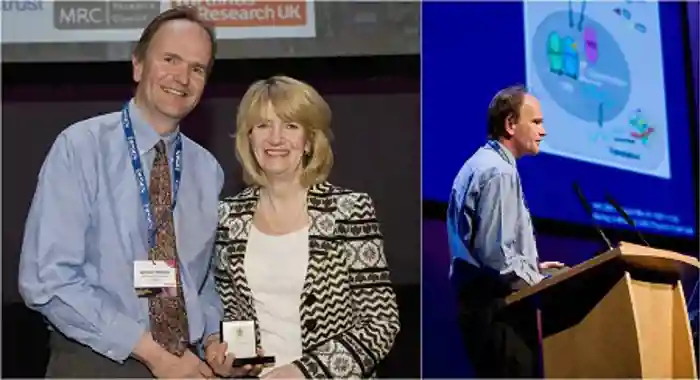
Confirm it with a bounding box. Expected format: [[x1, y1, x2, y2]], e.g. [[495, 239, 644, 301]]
[[604, 193, 651, 247], [572, 182, 614, 250]]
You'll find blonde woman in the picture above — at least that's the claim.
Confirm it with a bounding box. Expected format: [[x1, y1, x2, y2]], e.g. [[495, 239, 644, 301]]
[[205, 76, 400, 379]]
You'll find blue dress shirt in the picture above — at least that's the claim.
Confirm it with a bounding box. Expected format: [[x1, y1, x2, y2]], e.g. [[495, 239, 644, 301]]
[[447, 140, 544, 287], [19, 99, 225, 363]]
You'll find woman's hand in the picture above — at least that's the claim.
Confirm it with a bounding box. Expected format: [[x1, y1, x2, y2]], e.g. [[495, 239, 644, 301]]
[[204, 339, 265, 378], [261, 363, 304, 379]]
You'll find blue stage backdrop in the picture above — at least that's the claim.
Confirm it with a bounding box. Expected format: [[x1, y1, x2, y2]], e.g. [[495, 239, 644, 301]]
[[422, 1, 697, 239], [422, 1, 698, 377], [688, 1, 699, 116]]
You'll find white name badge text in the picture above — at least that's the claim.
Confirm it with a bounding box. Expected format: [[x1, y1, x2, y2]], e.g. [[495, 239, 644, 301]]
[[133, 260, 177, 289]]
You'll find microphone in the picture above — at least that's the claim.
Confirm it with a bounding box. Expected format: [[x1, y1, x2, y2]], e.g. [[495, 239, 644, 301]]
[[604, 193, 651, 247], [688, 279, 699, 311], [573, 182, 614, 250]]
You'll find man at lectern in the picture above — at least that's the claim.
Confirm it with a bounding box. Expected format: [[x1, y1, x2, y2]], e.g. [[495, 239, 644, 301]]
[[446, 85, 566, 377]]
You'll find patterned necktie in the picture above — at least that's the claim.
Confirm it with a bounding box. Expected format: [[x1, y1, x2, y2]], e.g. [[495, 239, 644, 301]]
[[147, 140, 190, 356]]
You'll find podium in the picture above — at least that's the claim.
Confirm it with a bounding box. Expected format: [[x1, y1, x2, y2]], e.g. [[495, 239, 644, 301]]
[[505, 241, 699, 378]]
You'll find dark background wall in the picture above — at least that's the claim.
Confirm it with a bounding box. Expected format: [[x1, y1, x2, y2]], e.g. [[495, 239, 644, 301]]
[[1, 55, 420, 378]]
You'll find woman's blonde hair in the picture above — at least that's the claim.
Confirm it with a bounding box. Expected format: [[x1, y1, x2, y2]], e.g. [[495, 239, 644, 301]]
[[235, 75, 334, 187]]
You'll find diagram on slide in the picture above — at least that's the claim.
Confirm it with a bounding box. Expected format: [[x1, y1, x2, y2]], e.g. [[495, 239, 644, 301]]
[[524, 0, 670, 178]]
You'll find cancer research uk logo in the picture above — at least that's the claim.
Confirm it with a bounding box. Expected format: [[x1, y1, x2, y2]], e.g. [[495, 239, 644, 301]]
[[171, 0, 308, 28], [53, 1, 162, 30]]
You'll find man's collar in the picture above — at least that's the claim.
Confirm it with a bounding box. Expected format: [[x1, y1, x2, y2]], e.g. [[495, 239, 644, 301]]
[[486, 139, 517, 168], [127, 98, 180, 155], [495, 140, 516, 165]]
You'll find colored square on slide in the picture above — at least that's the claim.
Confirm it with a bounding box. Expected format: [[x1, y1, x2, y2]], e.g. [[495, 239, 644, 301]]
[[523, 0, 670, 179]]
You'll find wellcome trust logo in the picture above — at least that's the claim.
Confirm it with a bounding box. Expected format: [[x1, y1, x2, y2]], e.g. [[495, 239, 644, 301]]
[[171, 0, 308, 27], [2, 0, 44, 12]]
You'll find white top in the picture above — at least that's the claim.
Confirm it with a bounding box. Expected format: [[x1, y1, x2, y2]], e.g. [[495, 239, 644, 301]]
[[245, 224, 309, 374]]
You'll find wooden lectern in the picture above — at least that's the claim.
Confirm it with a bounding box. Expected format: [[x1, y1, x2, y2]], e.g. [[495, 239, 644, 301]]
[[505, 241, 699, 378]]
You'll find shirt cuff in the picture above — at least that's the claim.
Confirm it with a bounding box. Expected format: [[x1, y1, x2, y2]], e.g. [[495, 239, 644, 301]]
[[203, 313, 221, 343], [198, 331, 220, 359], [100, 311, 145, 363]]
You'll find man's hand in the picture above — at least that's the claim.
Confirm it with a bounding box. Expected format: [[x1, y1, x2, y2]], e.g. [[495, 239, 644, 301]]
[[539, 261, 566, 270], [539, 261, 569, 279], [203, 334, 234, 377], [262, 363, 304, 379], [150, 350, 213, 379], [132, 333, 212, 378], [204, 336, 264, 378]]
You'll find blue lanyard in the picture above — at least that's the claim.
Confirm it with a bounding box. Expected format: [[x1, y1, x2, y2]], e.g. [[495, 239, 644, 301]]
[[486, 140, 534, 225], [486, 140, 513, 166], [121, 104, 183, 249]]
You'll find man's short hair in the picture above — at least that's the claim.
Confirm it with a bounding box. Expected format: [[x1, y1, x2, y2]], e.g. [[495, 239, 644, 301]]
[[133, 6, 217, 73], [487, 85, 529, 139]]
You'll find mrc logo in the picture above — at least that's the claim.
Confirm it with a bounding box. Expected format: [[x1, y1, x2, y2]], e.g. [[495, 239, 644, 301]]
[[53, 1, 161, 30]]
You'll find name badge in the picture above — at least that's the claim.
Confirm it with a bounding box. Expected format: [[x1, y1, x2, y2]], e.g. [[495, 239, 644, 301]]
[[221, 320, 257, 359], [134, 260, 177, 297]]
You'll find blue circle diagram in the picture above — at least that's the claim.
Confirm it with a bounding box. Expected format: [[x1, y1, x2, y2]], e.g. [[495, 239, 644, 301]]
[[532, 11, 631, 125]]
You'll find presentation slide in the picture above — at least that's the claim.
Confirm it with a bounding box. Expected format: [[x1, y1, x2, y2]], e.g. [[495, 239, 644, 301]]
[[422, 1, 696, 238], [525, 1, 670, 179]]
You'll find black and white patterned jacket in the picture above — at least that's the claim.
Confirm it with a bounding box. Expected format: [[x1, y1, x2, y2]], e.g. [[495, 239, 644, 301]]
[[214, 182, 400, 379]]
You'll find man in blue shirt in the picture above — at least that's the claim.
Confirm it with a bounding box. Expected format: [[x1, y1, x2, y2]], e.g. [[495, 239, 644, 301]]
[[447, 85, 565, 377], [18, 7, 233, 378]]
